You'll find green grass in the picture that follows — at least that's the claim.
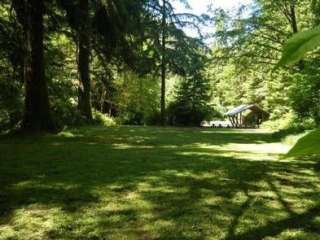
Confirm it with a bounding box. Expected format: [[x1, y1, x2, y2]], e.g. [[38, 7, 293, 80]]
[[0, 126, 319, 240], [287, 129, 320, 158]]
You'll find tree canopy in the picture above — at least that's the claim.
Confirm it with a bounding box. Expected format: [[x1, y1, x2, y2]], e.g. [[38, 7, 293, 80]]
[[0, 0, 319, 132]]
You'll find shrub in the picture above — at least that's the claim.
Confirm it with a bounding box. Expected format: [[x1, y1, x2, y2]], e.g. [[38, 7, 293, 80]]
[[118, 111, 145, 125], [51, 99, 87, 128], [167, 101, 216, 126], [92, 110, 117, 127], [263, 111, 317, 139], [290, 72, 320, 125]]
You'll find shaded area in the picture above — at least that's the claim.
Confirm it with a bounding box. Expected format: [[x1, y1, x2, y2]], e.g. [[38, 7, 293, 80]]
[[230, 205, 320, 240], [0, 126, 319, 239]]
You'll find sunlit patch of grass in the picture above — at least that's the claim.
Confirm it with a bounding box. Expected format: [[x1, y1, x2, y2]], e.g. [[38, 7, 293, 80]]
[[0, 206, 69, 240], [57, 131, 80, 138], [0, 126, 319, 239], [287, 129, 320, 158], [112, 143, 154, 149], [265, 230, 320, 240]]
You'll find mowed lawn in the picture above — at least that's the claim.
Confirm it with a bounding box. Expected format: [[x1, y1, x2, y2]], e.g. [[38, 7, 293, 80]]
[[0, 126, 319, 240]]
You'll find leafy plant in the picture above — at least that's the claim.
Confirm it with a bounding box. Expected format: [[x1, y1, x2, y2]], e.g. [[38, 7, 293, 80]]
[[92, 110, 117, 127], [277, 28, 320, 67]]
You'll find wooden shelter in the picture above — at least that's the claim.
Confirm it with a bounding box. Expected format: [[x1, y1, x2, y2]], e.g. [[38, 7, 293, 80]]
[[225, 104, 269, 128]]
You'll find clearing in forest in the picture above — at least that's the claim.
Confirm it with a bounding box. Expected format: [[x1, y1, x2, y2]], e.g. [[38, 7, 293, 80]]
[[0, 126, 319, 240]]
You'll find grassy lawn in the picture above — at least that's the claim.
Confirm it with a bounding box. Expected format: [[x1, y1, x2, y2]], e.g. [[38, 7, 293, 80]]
[[287, 129, 320, 158], [0, 126, 319, 240]]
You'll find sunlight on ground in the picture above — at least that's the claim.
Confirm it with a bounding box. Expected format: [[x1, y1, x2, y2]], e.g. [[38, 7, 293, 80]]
[[0, 126, 319, 239], [179, 141, 291, 161]]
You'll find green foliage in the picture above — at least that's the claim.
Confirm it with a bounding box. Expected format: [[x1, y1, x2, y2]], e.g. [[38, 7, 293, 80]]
[[168, 73, 214, 126], [51, 101, 85, 128], [0, 76, 23, 131], [277, 28, 320, 67], [115, 71, 160, 125], [0, 0, 210, 130], [92, 110, 117, 127], [264, 111, 317, 139], [1, 0, 320, 131], [0, 1, 24, 131], [208, 0, 320, 130], [289, 71, 320, 123]]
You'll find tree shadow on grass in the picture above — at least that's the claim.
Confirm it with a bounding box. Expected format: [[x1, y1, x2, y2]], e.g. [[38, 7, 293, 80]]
[[228, 205, 320, 240], [0, 183, 99, 224], [0, 126, 319, 239], [224, 172, 320, 240], [0, 126, 278, 147], [131, 151, 320, 239]]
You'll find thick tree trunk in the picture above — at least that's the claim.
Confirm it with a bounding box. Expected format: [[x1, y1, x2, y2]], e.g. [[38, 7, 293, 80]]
[[15, 0, 55, 131], [160, 0, 166, 126], [78, 0, 93, 121]]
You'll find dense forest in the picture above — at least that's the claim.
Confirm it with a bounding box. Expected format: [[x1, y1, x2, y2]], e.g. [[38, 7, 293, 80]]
[[0, 0, 319, 132], [2, 1, 320, 239]]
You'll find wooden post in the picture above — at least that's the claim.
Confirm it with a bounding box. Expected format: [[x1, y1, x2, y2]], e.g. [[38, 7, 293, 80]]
[[235, 114, 239, 128]]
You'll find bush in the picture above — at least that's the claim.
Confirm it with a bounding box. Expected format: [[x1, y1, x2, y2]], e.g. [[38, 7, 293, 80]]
[[167, 101, 215, 126], [145, 111, 162, 125], [52, 100, 87, 128], [92, 110, 117, 127], [118, 111, 145, 125], [0, 109, 23, 133], [263, 111, 317, 139], [290, 72, 320, 124], [52, 100, 117, 128]]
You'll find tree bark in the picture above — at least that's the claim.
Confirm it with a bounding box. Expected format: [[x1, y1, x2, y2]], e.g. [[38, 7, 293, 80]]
[[289, 3, 298, 34], [160, 0, 166, 126], [14, 0, 55, 132], [78, 0, 93, 121], [289, 1, 304, 70]]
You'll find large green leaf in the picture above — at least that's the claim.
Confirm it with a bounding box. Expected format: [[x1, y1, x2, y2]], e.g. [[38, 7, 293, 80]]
[[277, 28, 320, 68]]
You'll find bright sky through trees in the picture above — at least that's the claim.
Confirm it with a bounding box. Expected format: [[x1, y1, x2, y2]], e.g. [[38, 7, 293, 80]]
[[172, 0, 254, 40], [172, 0, 253, 15]]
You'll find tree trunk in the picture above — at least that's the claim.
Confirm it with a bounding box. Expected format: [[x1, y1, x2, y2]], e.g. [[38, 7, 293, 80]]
[[160, 0, 166, 126], [14, 0, 55, 132], [289, 2, 304, 70], [78, 0, 93, 121], [289, 3, 298, 34]]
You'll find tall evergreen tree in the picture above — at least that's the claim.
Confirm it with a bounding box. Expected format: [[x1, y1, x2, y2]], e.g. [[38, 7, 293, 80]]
[[12, 0, 55, 131], [145, 0, 205, 125], [168, 52, 212, 126], [59, 0, 148, 121]]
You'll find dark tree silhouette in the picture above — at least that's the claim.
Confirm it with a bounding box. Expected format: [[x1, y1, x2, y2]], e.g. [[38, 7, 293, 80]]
[[13, 0, 55, 132], [77, 0, 93, 120]]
